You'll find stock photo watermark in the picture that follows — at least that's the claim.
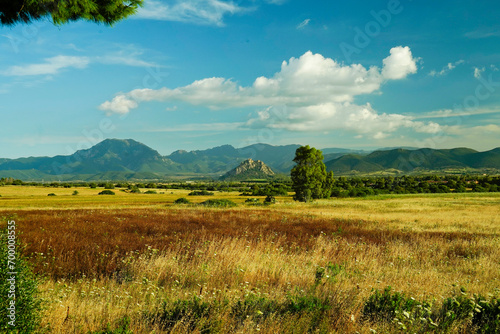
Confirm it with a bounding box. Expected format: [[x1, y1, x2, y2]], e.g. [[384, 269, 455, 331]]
[[5, 219, 17, 328]]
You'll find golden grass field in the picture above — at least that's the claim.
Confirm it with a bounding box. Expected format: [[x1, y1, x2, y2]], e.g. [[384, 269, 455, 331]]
[[1, 185, 499, 333]]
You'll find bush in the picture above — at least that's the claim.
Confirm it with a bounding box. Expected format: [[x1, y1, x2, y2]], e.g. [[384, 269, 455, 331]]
[[473, 295, 500, 333], [361, 287, 425, 323], [199, 199, 237, 208], [245, 198, 260, 204], [264, 195, 276, 204], [98, 190, 115, 195], [174, 197, 191, 204], [144, 190, 157, 194], [47, 193, 56, 196], [128, 186, 141, 194], [0, 227, 43, 332], [72, 190, 79, 196], [188, 190, 214, 196]]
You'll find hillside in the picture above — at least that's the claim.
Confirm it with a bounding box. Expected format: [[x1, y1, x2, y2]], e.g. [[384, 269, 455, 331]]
[[0, 139, 182, 180], [325, 147, 500, 174]]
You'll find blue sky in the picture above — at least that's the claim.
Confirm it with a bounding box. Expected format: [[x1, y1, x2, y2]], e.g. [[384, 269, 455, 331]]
[[1, 0, 500, 158]]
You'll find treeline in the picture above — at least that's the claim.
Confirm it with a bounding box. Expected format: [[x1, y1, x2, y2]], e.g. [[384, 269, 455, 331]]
[[2, 176, 500, 198], [331, 175, 500, 197]]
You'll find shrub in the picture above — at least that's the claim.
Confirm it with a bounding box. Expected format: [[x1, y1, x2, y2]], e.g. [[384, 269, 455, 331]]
[[245, 198, 260, 204], [144, 190, 157, 194], [361, 287, 424, 323], [0, 228, 43, 332], [231, 294, 280, 323], [72, 190, 79, 196], [188, 190, 214, 196], [174, 198, 191, 204], [264, 195, 276, 204], [437, 294, 476, 330], [129, 186, 141, 194], [473, 295, 500, 333], [98, 190, 115, 195], [47, 193, 56, 196], [199, 199, 237, 208], [437, 292, 500, 333], [104, 183, 115, 190]]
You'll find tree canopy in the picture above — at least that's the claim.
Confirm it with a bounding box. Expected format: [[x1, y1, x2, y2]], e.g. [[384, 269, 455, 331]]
[[0, 0, 143, 26], [291, 145, 334, 202]]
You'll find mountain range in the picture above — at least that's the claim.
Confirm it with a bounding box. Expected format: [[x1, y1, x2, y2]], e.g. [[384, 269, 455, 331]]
[[0, 139, 499, 181], [325, 147, 500, 173]]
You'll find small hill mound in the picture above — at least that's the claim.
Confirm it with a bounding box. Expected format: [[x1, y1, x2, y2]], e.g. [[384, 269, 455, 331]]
[[220, 159, 275, 181]]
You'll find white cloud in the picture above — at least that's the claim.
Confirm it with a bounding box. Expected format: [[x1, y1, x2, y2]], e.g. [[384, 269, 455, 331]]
[[135, 0, 245, 26], [414, 108, 500, 120], [92, 44, 157, 67], [444, 124, 500, 136], [474, 67, 485, 78], [100, 46, 433, 138], [2, 45, 157, 79], [99, 95, 139, 115], [244, 103, 440, 138], [3, 55, 89, 76], [429, 60, 465, 77], [100, 50, 386, 113], [297, 19, 310, 29], [97, 55, 155, 67], [381, 46, 418, 80]]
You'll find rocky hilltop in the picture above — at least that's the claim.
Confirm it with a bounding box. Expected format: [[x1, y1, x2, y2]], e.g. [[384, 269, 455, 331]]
[[220, 158, 275, 181]]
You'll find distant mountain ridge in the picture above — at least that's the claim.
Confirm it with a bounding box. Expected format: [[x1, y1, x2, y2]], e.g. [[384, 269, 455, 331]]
[[325, 147, 500, 173], [0, 139, 499, 181]]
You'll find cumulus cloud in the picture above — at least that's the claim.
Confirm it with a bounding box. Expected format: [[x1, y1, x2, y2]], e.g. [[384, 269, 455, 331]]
[[244, 103, 440, 138], [429, 60, 465, 77], [100, 46, 433, 138], [99, 95, 138, 115], [3, 55, 89, 76], [381, 46, 418, 80], [135, 0, 245, 26]]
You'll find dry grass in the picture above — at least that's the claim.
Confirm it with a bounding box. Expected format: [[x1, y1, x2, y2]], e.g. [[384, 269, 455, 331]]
[[2, 189, 500, 332]]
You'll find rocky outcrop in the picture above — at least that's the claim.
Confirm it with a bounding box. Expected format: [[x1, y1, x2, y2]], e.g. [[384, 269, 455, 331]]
[[220, 159, 275, 180]]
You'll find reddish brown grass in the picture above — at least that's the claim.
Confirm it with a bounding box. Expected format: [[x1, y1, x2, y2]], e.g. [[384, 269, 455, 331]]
[[5, 208, 496, 281]]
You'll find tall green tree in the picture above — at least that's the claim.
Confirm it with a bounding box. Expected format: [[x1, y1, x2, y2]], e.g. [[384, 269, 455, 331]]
[[291, 145, 332, 202], [0, 0, 143, 26]]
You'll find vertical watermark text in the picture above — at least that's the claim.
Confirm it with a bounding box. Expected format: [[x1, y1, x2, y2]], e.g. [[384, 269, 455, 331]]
[[6, 219, 17, 327]]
